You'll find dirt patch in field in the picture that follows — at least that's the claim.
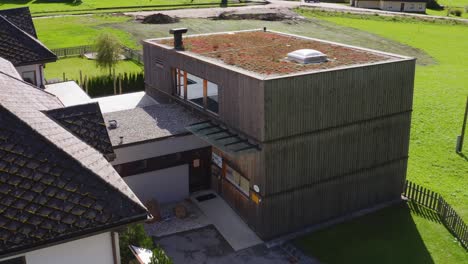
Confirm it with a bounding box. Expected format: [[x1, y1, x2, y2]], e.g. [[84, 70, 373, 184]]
[[213, 8, 305, 21], [139, 13, 180, 24]]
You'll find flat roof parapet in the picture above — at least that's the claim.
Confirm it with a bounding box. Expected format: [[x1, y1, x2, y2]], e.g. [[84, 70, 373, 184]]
[[149, 30, 411, 78]]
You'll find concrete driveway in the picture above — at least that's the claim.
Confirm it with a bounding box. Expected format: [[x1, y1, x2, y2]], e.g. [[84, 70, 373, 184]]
[[154, 225, 294, 264]]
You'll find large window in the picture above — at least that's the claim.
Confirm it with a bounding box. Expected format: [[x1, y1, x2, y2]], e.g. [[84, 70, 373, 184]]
[[225, 164, 249, 196], [174, 68, 219, 114]]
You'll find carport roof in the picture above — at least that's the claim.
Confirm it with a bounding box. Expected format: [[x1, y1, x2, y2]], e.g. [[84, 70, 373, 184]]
[[186, 121, 260, 155]]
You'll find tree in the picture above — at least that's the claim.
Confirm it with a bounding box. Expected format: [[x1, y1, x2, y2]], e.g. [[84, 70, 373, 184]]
[[119, 224, 172, 264], [149, 246, 173, 264], [94, 32, 122, 75]]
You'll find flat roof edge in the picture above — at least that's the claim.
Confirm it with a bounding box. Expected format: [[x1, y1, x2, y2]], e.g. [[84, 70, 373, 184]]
[[143, 29, 415, 81]]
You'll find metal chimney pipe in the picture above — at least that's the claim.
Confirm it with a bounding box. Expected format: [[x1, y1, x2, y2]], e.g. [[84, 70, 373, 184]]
[[169, 28, 188, 51]]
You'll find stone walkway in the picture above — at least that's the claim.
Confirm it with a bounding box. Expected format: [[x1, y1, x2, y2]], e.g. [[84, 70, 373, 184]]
[[144, 200, 211, 238], [155, 225, 307, 264]]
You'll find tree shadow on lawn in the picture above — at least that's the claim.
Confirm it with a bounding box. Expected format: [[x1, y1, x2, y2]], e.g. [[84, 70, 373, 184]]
[[294, 203, 435, 264]]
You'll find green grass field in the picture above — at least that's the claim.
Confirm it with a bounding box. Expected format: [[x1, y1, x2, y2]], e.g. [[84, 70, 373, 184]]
[[437, 0, 468, 8], [426, 8, 468, 18], [34, 15, 137, 49], [45, 57, 142, 81], [0, 0, 229, 15], [295, 202, 468, 264]]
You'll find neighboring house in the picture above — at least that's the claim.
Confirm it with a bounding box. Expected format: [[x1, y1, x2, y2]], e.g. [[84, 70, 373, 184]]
[[351, 0, 427, 13], [142, 29, 416, 239], [0, 7, 57, 88], [0, 58, 148, 264]]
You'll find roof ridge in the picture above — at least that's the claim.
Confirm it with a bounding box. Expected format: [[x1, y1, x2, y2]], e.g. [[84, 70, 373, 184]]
[[0, 16, 56, 65], [0, 103, 147, 214]]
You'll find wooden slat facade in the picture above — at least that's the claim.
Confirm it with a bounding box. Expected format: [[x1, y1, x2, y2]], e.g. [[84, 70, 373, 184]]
[[142, 36, 416, 240], [143, 42, 265, 141]]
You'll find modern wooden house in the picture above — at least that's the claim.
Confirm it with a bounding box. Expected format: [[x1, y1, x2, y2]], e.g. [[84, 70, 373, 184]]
[[142, 29, 416, 239]]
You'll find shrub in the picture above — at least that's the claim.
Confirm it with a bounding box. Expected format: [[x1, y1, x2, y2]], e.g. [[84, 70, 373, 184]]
[[427, 0, 443, 10], [81, 71, 144, 98], [449, 9, 463, 16], [119, 224, 172, 264]]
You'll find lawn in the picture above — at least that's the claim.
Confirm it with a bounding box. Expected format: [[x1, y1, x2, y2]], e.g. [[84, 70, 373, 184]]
[[0, 0, 234, 15], [34, 15, 138, 49], [294, 202, 468, 264], [45, 57, 142, 81], [426, 8, 468, 18], [436, 0, 467, 7]]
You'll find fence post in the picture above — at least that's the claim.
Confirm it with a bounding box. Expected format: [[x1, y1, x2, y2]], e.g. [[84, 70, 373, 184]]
[[119, 74, 122, 94], [79, 70, 83, 87]]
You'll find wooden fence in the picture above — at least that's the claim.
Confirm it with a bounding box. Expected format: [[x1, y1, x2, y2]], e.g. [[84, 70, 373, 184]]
[[122, 47, 143, 64], [403, 180, 467, 250], [51, 45, 94, 58], [51, 45, 144, 64]]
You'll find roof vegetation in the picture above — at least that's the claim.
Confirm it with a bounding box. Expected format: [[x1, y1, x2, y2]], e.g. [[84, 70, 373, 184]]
[[157, 31, 395, 75]]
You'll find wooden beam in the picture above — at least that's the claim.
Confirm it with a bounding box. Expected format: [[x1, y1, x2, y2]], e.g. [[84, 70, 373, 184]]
[[183, 70, 188, 100], [203, 79, 208, 109]]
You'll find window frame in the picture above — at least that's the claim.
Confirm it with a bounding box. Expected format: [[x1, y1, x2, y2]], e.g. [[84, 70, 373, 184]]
[[173, 68, 219, 115], [22, 70, 37, 86]]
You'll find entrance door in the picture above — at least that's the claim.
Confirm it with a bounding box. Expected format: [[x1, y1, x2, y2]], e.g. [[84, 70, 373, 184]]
[[400, 3, 405, 11], [189, 150, 211, 193]]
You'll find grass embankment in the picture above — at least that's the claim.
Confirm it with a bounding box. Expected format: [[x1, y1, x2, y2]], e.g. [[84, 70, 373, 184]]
[[0, 0, 240, 16], [44, 57, 142, 81]]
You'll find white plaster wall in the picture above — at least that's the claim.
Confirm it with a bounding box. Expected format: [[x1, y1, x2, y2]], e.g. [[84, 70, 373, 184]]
[[124, 164, 189, 204], [111, 134, 209, 165], [355, 0, 380, 8], [15, 64, 44, 87], [0, 232, 114, 264], [380, 1, 426, 11]]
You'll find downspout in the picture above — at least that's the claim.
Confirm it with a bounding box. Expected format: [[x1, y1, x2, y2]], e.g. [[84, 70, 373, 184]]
[[111, 232, 120, 264], [38, 64, 45, 89]]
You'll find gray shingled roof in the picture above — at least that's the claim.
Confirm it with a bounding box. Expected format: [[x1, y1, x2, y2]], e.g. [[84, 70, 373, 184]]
[[0, 68, 147, 257], [0, 58, 20, 79], [45, 103, 115, 160], [0, 7, 37, 37], [103, 104, 203, 146], [0, 8, 56, 66]]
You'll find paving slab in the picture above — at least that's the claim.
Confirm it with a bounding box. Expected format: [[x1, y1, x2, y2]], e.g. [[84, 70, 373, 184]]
[[191, 191, 263, 251], [155, 225, 292, 264]]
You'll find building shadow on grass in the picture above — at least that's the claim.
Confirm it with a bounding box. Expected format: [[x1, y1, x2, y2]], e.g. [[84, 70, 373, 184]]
[[407, 200, 441, 223], [294, 203, 435, 264]]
